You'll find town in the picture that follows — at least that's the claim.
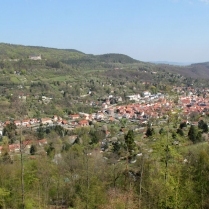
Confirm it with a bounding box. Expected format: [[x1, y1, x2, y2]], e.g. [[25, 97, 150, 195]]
[[1, 85, 209, 157]]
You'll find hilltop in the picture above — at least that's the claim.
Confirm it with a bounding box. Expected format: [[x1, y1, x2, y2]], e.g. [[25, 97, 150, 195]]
[[0, 43, 85, 60], [1, 43, 209, 79], [0, 43, 139, 64]]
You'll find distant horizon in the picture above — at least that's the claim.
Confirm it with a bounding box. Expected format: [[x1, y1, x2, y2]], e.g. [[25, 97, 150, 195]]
[[149, 61, 194, 66]]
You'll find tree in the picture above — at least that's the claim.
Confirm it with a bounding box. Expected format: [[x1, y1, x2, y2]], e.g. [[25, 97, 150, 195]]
[[150, 85, 157, 94], [146, 127, 155, 137], [188, 125, 196, 143], [37, 126, 45, 139], [198, 120, 205, 129], [3, 123, 17, 142], [198, 120, 208, 133], [0, 136, 12, 164], [112, 141, 121, 154], [124, 130, 136, 155], [202, 123, 208, 133], [30, 145, 37, 155], [188, 125, 202, 143], [159, 127, 166, 135], [179, 121, 187, 129], [177, 128, 184, 136], [46, 142, 55, 158], [54, 125, 66, 137], [89, 128, 105, 145]]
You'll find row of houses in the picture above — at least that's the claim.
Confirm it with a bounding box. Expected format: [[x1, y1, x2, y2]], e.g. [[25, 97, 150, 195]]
[[1, 92, 209, 136], [1, 94, 208, 131]]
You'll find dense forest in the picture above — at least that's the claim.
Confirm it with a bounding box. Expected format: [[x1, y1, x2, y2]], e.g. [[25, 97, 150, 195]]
[[1, 43, 209, 209], [2, 121, 209, 209]]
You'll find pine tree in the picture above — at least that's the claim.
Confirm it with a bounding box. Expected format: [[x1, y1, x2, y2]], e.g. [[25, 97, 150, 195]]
[[30, 145, 37, 155], [124, 130, 136, 154], [188, 125, 197, 143], [188, 125, 202, 143], [146, 127, 155, 137]]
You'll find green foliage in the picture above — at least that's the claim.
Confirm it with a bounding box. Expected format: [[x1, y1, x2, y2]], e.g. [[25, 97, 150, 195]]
[[124, 130, 136, 155], [176, 128, 184, 136], [37, 126, 45, 139], [179, 121, 187, 129], [3, 123, 17, 140], [30, 144, 37, 155], [96, 53, 139, 64], [146, 126, 155, 137], [198, 119, 208, 133], [54, 125, 67, 137], [0, 187, 10, 208], [112, 141, 121, 154], [188, 125, 203, 143], [159, 127, 166, 135], [89, 128, 105, 145], [46, 142, 55, 158]]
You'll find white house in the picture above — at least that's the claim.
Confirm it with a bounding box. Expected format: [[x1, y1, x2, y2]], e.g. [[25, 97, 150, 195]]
[[143, 91, 151, 98], [126, 94, 141, 102], [29, 55, 42, 60]]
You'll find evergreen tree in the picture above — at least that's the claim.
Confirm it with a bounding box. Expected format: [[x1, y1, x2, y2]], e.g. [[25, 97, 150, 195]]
[[198, 120, 209, 133], [112, 141, 121, 154], [188, 125, 202, 143], [177, 128, 184, 136], [196, 131, 203, 142], [202, 122, 208, 133], [46, 142, 55, 157], [37, 126, 45, 139], [179, 121, 187, 129], [124, 130, 136, 154], [30, 144, 37, 155], [146, 127, 155, 137], [3, 123, 17, 143], [159, 127, 166, 135], [188, 125, 196, 143], [198, 120, 205, 129]]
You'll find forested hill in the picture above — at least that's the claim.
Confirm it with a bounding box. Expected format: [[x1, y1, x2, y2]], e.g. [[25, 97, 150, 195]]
[[150, 62, 208, 79], [0, 43, 139, 64], [1, 43, 209, 79], [95, 53, 140, 64], [163, 62, 209, 79], [188, 63, 209, 78], [0, 43, 85, 60]]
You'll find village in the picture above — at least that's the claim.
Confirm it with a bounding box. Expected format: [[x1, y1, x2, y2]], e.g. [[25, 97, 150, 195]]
[[1, 85, 209, 157]]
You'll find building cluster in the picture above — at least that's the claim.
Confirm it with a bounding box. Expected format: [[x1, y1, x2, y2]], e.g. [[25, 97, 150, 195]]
[[1, 88, 209, 156]]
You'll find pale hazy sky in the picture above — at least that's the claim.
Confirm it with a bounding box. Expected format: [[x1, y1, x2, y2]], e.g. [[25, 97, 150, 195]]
[[0, 0, 209, 63]]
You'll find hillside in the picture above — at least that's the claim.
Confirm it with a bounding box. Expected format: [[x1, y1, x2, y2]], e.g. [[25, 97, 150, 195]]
[[1, 43, 209, 80], [95, 53, 140, 64], [0, 43, 85, 60], [162, 62, 209, 79], [0, 43, 139, 64]]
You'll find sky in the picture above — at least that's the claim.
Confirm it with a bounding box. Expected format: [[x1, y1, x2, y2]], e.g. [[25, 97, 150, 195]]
[[0, 0, 209, 63]]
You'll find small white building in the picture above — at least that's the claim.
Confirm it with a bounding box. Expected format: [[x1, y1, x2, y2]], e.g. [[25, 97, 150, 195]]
[[126, 94, 141, 102], [143, 91, 151, 98], [29, 55, 42, 60]]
